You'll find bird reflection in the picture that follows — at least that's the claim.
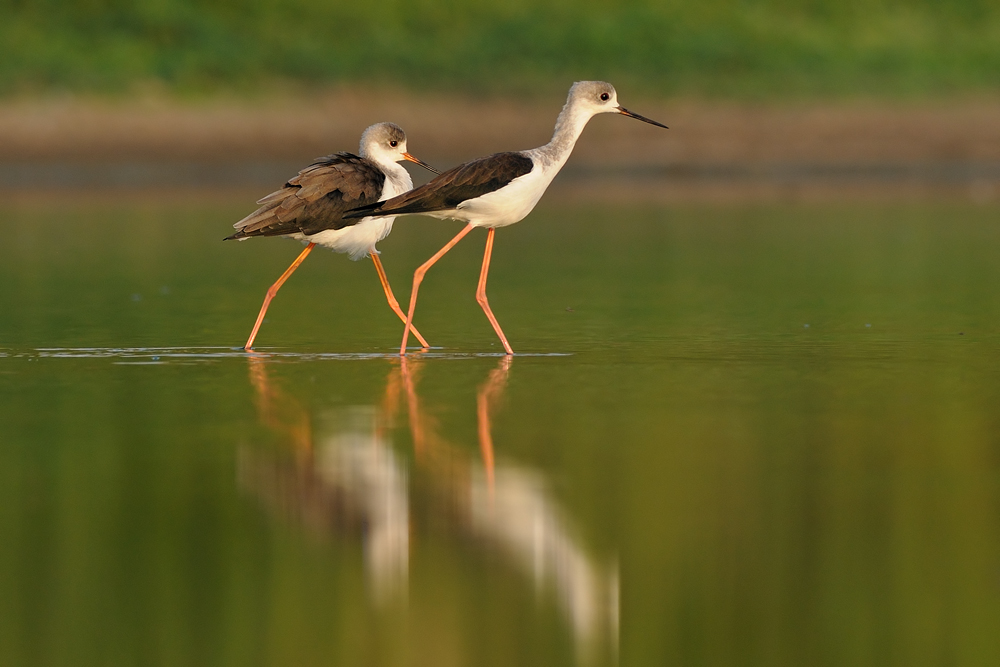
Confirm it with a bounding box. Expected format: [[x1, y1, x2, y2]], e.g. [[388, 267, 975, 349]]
[[241, 355, 409, 604], [240, 355, 617, 658]]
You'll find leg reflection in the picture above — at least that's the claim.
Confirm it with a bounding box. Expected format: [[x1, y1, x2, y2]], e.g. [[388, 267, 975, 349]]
[[398, 356, 617, 660], [247, 353, 313, 461], [242, 356, 409, 605], [400, 356, 511, 495], [399, 356, 428, 458], [477, 356, 512, 498], [242, 357, 618, 658]]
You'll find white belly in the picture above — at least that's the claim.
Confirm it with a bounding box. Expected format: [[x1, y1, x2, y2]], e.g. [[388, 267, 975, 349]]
[[292, 216, 396, 260], [448, 165, 553, 229], [289, 162, 411, 260]]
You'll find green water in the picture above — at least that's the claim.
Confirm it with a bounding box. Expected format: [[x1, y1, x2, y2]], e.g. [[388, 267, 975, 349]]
[[2, 198, 999, 666]]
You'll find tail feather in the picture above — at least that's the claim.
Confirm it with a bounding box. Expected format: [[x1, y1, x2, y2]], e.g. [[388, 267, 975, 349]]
[[344, 201, 384, 219]]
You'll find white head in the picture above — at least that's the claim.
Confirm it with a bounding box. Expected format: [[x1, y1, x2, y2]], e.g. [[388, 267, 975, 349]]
[[359, 122, 438, 173], [565, 81, 668, 128]]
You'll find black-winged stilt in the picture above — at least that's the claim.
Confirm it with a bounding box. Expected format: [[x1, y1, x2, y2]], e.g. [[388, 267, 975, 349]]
[[344, 82, 667, 356], [226, 122, 439, 350]]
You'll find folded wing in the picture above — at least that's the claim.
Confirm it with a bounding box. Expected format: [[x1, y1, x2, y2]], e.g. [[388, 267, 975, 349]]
[[227, 153, 386, 240], [344, 152, 534, 219]]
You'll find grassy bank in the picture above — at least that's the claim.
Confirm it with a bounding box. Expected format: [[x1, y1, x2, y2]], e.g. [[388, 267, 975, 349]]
[[3, 0, 1000, 99]]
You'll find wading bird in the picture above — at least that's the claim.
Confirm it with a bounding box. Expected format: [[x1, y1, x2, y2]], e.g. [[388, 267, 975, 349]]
[[227, 122, 439, 350], [345, 82, 667, 356]]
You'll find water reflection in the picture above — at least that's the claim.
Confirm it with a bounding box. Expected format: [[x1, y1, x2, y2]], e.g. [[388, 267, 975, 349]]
[[240, 357, 409, 604], [240, 356, 618, 661]]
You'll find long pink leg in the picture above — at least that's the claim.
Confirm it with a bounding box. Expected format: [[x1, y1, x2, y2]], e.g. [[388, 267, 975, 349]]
[[400, 224, 475, 356], [476, 228, 513, 355], [370, 253, 430, 349], [244, 243, 315, 350]]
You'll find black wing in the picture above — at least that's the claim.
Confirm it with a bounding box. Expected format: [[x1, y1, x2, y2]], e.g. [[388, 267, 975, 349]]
[[226, 153, 386, 240], [344, 152, 533, 219]]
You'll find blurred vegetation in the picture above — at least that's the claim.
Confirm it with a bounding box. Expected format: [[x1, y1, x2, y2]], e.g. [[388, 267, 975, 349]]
[[1, 0, 1000, 99]]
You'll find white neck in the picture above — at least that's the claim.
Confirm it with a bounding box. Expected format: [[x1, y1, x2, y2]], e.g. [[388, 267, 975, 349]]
[[378, 159, 413, 199], [531, 101, 595, 171]]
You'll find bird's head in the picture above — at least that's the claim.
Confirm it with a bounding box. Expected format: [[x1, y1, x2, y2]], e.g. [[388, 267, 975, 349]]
[[360, 122, 439, 173], [567, 81, 668, 129]]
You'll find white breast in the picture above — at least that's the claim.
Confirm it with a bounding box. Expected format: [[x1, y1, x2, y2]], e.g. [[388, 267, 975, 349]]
[[453, 162, 552, 229], [380, 161, 414, 201], [294, 162, 412, 260]]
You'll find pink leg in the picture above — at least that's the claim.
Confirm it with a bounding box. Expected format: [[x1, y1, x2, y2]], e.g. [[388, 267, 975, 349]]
[[400, 224, 475, 355], [244, 243, 315, 350], [476, 228, 513, 355], [370, 253, 431, 349]]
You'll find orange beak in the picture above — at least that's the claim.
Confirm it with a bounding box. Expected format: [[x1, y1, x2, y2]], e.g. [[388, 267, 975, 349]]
[[403, 152, 440, 174]]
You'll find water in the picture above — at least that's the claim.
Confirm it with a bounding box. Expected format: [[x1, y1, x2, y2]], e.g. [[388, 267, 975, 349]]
[[2, 197, 999, 666]]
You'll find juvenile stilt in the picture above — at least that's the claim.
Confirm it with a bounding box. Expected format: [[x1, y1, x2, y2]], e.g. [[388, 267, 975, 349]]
[[227, 122, 439, 350]]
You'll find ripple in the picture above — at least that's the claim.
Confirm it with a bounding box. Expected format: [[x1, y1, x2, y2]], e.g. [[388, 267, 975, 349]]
[[24, 347, 572, 364]]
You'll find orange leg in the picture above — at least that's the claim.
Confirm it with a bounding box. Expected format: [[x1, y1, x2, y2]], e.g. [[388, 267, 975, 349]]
[[476, 228, 513, 355], [370, 253, 430, 349], [400, 224, 475, 355], [244, 243, 315, 350]]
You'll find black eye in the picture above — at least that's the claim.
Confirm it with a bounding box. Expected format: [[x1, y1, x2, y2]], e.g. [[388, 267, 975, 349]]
[[389, 140, 398, 147], [600, 93, 610, 101]]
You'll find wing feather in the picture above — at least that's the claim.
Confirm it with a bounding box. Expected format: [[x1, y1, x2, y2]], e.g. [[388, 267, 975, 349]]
[[344, 152, 533, 219], [226, 153, 386, 240]]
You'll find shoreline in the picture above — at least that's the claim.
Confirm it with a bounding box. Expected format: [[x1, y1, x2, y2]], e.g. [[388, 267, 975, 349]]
[[2, 92, 999, 201]]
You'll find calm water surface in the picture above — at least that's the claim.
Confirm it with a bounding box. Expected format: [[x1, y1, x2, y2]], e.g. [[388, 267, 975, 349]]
[[1, 198, 999, 666]]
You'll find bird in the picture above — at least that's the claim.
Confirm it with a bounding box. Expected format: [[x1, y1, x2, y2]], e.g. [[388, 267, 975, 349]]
[[344, 82, 668, 356], [226, 122, 439, 351]]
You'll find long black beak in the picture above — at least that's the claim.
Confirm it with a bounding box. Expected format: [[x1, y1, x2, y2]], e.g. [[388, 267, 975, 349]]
[[403, 152, 440, 174], [616, 106, 669, 129]]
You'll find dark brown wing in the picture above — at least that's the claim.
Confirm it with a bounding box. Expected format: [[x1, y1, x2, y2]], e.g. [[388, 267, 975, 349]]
[[226, 153, 386, 240], [344, 152, 533, 219]]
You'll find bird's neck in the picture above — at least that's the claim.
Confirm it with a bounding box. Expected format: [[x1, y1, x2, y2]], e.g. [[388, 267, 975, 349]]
[[381, 160, 413, 199], [533, 103, 593, 169]]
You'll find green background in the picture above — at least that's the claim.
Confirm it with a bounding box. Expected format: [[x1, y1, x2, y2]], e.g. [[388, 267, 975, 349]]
[[3, 0, 1000, 97]]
